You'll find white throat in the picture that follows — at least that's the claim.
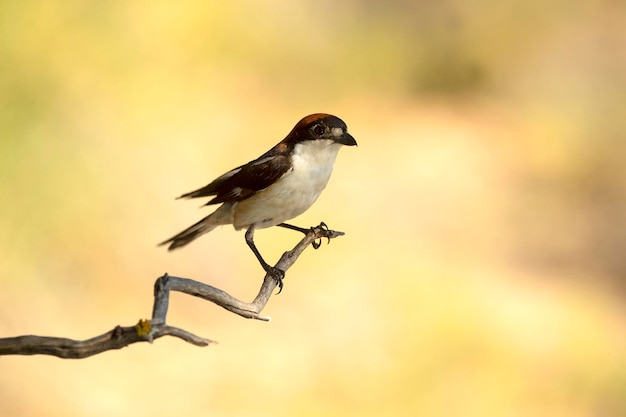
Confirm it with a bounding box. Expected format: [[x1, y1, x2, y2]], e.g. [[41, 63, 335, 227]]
[[291, 139, 342, 180]]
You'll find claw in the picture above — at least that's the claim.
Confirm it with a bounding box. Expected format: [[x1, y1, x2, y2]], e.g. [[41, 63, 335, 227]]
[[267, 266, 285, 294], [314, 222, 332, 247]]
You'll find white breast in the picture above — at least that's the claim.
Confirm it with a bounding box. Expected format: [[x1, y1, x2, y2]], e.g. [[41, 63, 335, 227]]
[[233, 139, 343, 229]]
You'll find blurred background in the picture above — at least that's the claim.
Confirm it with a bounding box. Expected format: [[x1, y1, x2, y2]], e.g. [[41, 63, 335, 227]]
[[1, 1, 625, 416]]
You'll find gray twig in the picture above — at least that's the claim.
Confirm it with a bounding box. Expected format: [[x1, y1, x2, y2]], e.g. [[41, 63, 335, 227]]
[[0, 224, 343, 358]]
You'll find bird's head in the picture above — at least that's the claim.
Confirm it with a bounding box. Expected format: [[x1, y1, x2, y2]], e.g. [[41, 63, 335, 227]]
[[286, 113, 357, 147]]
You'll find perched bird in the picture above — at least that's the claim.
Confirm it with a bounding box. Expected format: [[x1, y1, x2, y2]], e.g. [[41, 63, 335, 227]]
[[160, 113, 357, 290]]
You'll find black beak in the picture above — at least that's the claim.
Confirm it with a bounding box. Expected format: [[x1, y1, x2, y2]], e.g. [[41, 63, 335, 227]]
[[336, 132, 357, 146]]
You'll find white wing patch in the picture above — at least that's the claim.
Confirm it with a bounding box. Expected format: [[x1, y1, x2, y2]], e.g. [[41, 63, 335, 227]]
[[216, 167, 242, 182], [251, 156, 274, 166]]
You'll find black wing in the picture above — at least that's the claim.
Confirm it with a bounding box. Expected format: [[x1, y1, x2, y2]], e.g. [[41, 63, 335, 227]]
[[178, 146, 293, 205]]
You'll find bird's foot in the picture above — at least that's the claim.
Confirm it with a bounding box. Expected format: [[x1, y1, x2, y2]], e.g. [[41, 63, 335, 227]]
[[276, 222, 344, 250], [266, 265, 285, 294], [312, 222, 345, 249], [311, 222, 328, 249]]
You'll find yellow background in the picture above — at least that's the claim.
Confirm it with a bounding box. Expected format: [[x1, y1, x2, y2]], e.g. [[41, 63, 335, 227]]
[[1, 1, 625, 416]]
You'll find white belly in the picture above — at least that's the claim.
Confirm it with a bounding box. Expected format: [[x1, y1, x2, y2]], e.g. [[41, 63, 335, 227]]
[[233, 140, 342, 229]]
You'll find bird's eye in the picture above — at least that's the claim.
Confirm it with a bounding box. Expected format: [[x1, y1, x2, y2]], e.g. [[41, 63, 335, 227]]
[[311, 124, 325, 137]]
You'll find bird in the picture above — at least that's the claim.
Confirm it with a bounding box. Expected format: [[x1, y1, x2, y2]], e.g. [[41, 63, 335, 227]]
[[160, 113, 357, 291]]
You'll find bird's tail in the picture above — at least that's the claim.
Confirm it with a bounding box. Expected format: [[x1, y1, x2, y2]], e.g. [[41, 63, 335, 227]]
[[160, 202, 234, 250], [159, 215, 219, 250]]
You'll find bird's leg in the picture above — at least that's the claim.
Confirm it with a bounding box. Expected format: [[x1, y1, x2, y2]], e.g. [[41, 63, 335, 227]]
[[276, 223, 311, 234], [277, 222, 330, 249], [245, 226, 285, 293]]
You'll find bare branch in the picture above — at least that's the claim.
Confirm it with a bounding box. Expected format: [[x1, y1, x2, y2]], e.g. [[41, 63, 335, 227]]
[[0, 323, 214, 359], [0, 223, 344, 358]]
